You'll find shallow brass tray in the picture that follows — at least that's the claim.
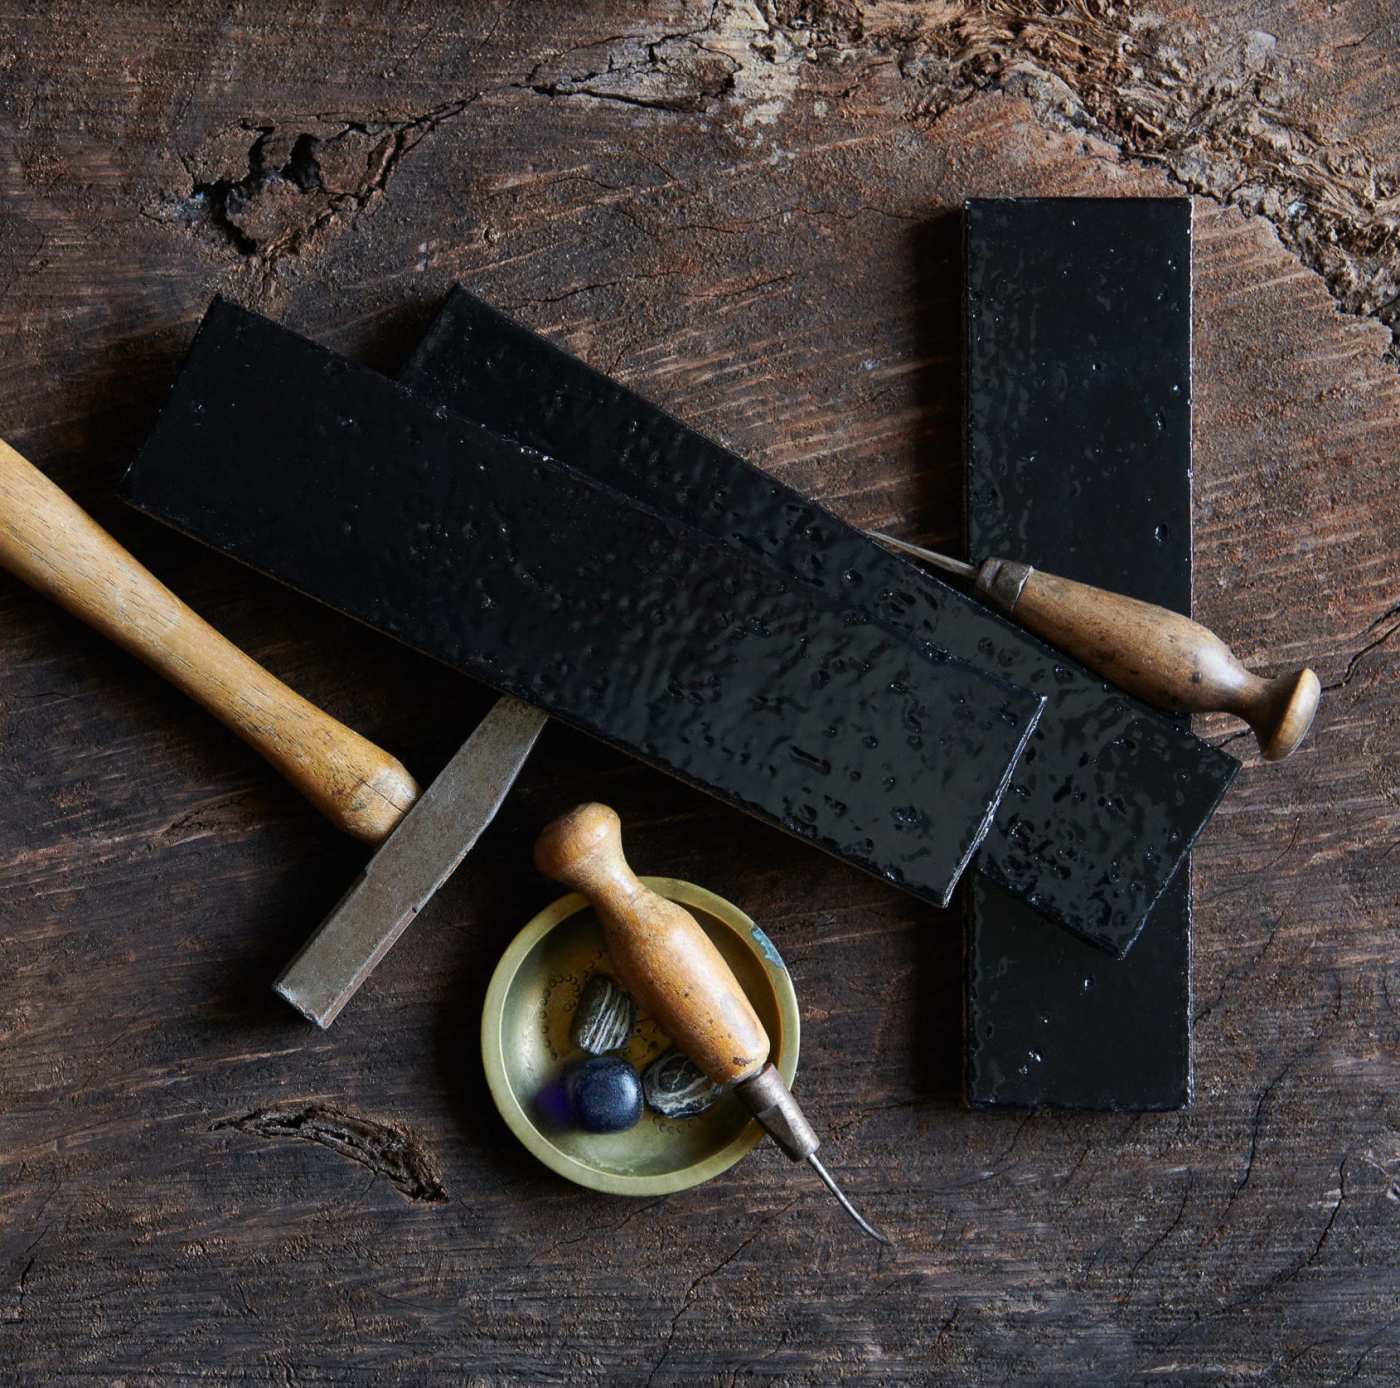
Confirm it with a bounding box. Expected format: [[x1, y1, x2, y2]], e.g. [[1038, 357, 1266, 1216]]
[[481, 877, 800, 1196]]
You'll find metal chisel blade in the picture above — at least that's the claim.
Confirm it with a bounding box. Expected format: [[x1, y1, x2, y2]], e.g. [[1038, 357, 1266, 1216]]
[[276, 695, 547, 1027]]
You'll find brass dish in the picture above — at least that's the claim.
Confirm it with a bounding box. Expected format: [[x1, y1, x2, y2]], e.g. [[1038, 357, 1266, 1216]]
[[481, 877, 799, 1196]]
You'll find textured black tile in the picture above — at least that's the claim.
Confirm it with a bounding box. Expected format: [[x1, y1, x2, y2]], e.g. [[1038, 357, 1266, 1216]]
[[965, 198, 1194, 599], [122, 298, 1044, 909], [398, 285, 1237, 954], [967, 875, 1192, 1110], [964, 196, 1213, 1110]]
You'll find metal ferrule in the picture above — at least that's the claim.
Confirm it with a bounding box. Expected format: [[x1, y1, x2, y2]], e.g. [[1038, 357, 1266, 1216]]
[[734, 1063, 819, 1162], [975, 557, 1034, 615]]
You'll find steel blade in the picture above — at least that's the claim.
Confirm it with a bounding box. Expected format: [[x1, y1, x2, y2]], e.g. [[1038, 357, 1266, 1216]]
[[276, 695, 547, 1027], [865, 531, 977, 578]]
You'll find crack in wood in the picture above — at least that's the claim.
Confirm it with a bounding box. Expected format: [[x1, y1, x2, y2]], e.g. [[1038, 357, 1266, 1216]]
[[150, 95, 484, 268], [525, 1196, 669, 1266], [516, 2, 738, 115], [496, 265, 689, 313], [210, 1103, 448, 1204], [1324, 602, 1400, 691], [1193, 915, 1285, 1028], [644, 1197, 800, 1387], [1127, 1167, 1195, 1296], [1211, 972, 1343, 1241]]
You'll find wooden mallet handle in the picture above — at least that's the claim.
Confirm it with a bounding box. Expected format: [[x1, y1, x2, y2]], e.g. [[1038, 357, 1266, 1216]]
[[534, 803, 770, 1086], [976, 558, 1321, 762], [0, 438, 419, 842]]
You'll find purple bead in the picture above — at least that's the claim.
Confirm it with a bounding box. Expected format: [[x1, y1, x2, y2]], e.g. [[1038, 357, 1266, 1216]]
[[534, 1078, 574, 1128]]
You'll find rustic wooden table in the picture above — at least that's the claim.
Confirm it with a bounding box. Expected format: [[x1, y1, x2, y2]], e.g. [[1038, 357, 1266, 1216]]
[[2, 3, 1397, 1383]]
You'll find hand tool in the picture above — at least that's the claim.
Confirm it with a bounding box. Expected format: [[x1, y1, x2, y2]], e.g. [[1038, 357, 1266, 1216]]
[[867, 533, 1320, 762], [0, 437, 418, 841], [533, 802, 891, 1247], [0, 433, 546, 1023]]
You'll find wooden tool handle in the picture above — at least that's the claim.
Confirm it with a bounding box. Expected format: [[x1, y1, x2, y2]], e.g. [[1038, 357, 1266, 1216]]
[[0, 438, 419, 841], [977, 557, 1321, 761], [534, 803, 770, 1085]]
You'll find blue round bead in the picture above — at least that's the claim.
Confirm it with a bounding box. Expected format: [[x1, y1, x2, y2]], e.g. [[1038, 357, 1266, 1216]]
[[563, 1055, 643, 1133]]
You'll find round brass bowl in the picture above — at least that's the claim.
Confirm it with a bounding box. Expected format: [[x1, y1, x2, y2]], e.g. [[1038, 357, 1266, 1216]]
[[481, 877, 799, 1196]]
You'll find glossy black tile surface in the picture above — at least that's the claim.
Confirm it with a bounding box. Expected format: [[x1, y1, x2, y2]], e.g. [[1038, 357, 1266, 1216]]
[[122, 298, 1044, 908], [964, 196, 1217, 1109], [399, 285, 1238, 954]]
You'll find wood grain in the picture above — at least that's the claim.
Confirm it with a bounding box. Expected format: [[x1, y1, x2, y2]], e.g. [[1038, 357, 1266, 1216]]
[[0, 3, 1397, 1384]]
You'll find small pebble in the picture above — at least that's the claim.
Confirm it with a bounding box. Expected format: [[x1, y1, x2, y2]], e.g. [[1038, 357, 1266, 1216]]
[[643, 1048, 724, 1119], [564, 1055, 643, 1133], [572, 974, 635, 1055]]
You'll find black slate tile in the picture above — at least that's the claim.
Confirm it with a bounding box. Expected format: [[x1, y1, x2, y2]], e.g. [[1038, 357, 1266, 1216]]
[[122, 298, 1043, 909], [397, 285, 1238, 955], [964, 196, 1209, 1110]]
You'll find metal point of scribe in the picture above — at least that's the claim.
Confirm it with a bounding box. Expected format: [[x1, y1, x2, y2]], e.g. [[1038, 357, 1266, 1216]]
[[732, 1059, 891, 1247], [808, 1153, 892, 1246], [867, 530, 1320, 762], [868, 532, 975, 578]]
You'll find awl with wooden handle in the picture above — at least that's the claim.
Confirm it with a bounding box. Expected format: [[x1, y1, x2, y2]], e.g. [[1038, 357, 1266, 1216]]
[[868, 532, 1320, 761], [0, 438, 420, 840], [534, 802, 891, 1247]]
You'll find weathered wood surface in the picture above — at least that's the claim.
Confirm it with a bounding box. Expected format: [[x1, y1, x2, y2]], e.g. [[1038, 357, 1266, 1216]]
[[1, 3, 1398, 1383]]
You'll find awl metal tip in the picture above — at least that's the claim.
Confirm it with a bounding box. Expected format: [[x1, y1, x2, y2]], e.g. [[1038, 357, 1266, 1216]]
[[865, 530, 976, 580], [807, 1152, 893, 1247]]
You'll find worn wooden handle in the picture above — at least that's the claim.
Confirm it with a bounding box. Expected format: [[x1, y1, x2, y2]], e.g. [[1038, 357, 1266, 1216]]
[[534, 803, 770, 1085], [977, 558, 1321, 761], [0, 438, 419, 841]]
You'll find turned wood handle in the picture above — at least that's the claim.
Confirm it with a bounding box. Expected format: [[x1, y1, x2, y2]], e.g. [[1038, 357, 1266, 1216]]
[[976, 558, 1321, 761], [0, 438, 419, 841], [534, 803, 770, 1085]]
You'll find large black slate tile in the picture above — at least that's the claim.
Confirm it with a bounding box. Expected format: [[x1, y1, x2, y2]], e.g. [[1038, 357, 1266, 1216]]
[[965, 196, 1208, 1109], [398, 285, 1237, 955], [121, 298, 1044, 909]]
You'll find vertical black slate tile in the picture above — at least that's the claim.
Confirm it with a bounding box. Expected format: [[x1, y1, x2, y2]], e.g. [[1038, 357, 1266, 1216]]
[[398, 286, 1237, 955], [122, 298, 1044, 910], [964, 197, 1201, 1110]]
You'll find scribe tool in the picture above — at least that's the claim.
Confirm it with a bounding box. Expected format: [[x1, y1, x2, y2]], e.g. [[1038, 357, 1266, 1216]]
[[533, 802, 891, 1247], [868, 533, 1320, 761]]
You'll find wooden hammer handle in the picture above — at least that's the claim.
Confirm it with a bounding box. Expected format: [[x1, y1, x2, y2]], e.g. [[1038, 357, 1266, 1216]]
[[0, 438, 419, 842], [534, 803, 770, 1086]]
